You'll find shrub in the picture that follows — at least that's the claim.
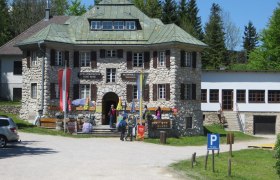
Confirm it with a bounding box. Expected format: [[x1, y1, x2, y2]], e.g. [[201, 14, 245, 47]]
[[275, 134, 280, 176]]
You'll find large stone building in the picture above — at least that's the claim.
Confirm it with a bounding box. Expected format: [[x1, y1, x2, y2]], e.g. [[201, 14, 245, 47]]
[[17, 0, 206, 136]]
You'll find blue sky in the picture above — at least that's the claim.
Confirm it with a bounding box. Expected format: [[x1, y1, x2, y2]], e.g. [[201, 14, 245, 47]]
[[81, 0, 279, 33]]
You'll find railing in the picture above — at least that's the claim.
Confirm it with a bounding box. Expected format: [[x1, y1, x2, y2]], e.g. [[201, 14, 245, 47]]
[[235, 103, 245, 132]]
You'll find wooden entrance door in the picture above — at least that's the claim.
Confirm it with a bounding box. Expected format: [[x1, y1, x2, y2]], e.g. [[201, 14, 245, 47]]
[[222, 90, 233, 110]]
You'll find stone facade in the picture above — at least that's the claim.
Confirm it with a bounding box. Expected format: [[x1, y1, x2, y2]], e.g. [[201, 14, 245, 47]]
[[20, 44, 203, 136]]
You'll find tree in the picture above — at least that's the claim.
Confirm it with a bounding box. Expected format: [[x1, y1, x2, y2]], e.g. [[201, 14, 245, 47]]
[[144, 0, 162, 18], [161, 0, 177, 24], [223, 11, 241, 51], [202, 3, 226, 69], [0, 0, 11, 46], [243, 21, 258, 55], [51, 0, 69, 15], [248, 3, 280, 70], [66, 0, 86, 16], [133, 0, 145, 12]]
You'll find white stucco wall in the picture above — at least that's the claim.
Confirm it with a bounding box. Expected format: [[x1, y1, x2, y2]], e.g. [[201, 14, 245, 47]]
[[201, 71, 280, 112]]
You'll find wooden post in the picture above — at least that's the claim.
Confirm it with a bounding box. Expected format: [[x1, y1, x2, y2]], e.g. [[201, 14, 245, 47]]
[[229, 143, 232, 157], [212, 150, 215, 172], [191, 153, 194, 168], [205, 150, 209, 170], [228, 158, 232, 176], [160, 131, 167, 144], [193, 152, 196, 165]]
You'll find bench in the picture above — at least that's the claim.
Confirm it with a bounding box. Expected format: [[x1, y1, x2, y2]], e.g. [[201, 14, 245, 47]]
[[40, 118, 57, 129]]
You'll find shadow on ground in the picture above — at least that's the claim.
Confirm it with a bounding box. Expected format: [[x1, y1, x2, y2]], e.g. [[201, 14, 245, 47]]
[[0, 141, 57, 159]]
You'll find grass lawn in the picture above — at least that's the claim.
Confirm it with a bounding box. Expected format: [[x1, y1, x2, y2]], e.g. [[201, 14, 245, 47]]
[[144, 124, 259, 146], [171, 149, 278, 180], [0, 101, 21, 106]]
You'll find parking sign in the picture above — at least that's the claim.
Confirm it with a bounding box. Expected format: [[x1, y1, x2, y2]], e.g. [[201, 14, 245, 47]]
[[207, 133, 220, 150]]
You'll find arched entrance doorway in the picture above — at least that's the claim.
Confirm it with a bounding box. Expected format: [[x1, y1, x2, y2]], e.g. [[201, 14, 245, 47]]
[[102, 92, 119, 125]]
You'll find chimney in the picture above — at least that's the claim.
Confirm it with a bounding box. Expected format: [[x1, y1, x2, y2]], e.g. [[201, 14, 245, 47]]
[[45, 0, 50, 21]]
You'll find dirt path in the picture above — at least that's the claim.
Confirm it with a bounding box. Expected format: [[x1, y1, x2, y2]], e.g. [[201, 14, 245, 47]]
[[0, 133, 275, 180]]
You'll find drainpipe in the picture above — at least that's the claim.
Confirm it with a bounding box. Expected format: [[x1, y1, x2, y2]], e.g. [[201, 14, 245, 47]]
[[38, 41, 46, 114]]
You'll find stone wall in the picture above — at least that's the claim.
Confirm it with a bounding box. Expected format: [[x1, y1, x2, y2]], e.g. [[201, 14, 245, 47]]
[[0, 105, 20, 115], [20, 44, 203, 136], [203, 111, 220, 125]]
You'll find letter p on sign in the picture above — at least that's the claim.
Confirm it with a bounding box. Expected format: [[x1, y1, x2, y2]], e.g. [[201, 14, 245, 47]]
[[207, 133, 220, 150], [210, 134, 217, 145]]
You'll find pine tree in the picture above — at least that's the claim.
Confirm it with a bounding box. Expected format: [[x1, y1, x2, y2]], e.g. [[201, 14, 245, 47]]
[[243, 21, 258, 55], [66, 0, 86, 16], [161, 0, 177, 24], [202, 3, 226, 69], [185, 0, 203, 40], [144, 0, 162, 18], [51, 0, 69, 15], [0, 0, 11, 46], [133, 0, 145, 12]]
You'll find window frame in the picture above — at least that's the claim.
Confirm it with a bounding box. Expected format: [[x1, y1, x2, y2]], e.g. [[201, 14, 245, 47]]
[[102, 21, 113, 30], [31, 51, 38, 66], [125, 21, 136, 30], [248, 90, 265, 103], [13, 61, 22, 75], [91, 21, 102, 30], [158, 84, 166, 99], [106, 50, 116, 58], [133, 85, 138, 99], [133, 52, 144, 67], [209, 89, 219, 103], [185, 52, 192, 67], [113, 21, 124, 30], [31, 83, 37, 99], [80, 84, 90, 99], [186, 116, 193, 129], [106, 68, 116, 83], [158, 51, 166, 67], [236, 89, 246, 103], [55, 51, 63, 66], [80, 51, 90, 67], [268, 90, 280, 103]]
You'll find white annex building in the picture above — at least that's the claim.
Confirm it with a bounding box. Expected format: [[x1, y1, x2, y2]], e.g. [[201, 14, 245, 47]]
[[201, 70, 280, 135]]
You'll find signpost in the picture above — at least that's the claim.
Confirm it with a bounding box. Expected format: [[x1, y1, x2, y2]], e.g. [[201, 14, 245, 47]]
[[207, 134, 220, 172]]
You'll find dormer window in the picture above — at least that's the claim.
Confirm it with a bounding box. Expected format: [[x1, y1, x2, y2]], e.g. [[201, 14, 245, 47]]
[[90, 20, 137, 31]]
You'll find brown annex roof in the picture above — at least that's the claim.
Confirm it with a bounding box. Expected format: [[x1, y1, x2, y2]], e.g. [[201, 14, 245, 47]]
[[0, 16, 70, 55]]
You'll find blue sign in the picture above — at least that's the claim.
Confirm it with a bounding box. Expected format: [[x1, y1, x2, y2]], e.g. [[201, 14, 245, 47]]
[[207, 133, 220, 150]]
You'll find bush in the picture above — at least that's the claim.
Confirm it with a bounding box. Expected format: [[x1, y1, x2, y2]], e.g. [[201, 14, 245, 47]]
[[275, 134, 280, 177]]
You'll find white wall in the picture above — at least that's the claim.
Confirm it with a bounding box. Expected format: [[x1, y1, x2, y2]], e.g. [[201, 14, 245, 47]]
[[201, 71, 280, 112]]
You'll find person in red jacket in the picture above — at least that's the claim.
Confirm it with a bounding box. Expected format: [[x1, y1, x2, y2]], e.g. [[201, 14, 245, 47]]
[[108, 104, 116, 128]]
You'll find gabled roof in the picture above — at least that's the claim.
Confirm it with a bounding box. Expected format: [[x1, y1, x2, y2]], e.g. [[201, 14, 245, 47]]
[[17, 0, 206, 47], [0, 16, 70, 55]]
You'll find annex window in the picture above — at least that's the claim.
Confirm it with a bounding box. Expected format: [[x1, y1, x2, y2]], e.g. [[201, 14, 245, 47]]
[[249, 90, 265, 103], [106, 50, 116, 58], [236, 90, 246, 103], [31, 51, 38, 66], [186, 117, 193, 129], [13, 61, 22, 75], [133, 85, 139, 99], [209, 89, 219, 103], [113, 21, 124, 30], [55, 51, 63, 66], [125, 21, 135, 30], [133, 52, 143, 67], [91, 21, 102, 30], [201, 89, 207, 102], [158, 51, 166, 67], [185, 52, 192, 67], [158, 84, 166, 99], [31, 83, 37, 99], [103, 21, 113, 30], [80, 84, 90, 99], [106, 68, 116, 83], [268, 90, 280, 103], [80, 52, 90, 67]]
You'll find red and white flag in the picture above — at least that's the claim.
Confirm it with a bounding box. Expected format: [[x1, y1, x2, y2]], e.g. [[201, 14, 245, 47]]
[[58, 68, 71, 112]]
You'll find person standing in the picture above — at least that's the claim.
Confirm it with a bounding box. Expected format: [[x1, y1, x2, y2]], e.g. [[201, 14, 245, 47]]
[[142, 105, 148, 120], [118, 116, 127, 141], [108, 104, 116, 128], [155, 106, 162, 120]]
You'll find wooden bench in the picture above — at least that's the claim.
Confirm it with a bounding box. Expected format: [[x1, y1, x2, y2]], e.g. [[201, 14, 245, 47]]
[[40, 118, 57, 129]]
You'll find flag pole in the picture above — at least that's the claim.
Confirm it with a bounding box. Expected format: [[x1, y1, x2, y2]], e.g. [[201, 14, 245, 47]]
[[64, 61, 67, 133], [139, 70, 143, 125]]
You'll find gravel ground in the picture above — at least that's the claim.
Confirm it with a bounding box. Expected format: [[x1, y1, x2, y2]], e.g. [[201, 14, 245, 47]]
[[0, 133, 276, 180]]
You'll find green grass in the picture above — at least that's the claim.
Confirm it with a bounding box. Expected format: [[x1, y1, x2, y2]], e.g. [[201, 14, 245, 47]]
[[171, 149, 278, 180], [144, 124, 258, 146], [0, 101, 21, 106]]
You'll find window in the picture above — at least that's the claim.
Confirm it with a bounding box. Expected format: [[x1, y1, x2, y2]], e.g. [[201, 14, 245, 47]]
[[185, 84, 192, 100], [249, 90, 265, 103], [0, 119, 9, 126], [158, 84, 166, 99], [91, 21, 102, 29], [80, 52, 90, 67], [186, 117, 193, 129], [55, 84, 59, 99], [113, 21, 124, 30], [80, 84, 90, 99], [106, 50, 116, 58], [185, 52, 192, 67], [201, 89, 207, 102], [106, 68, 116, 83], [55, 51, 63, 66], [13, 61, 22, 75], [268, 90, 280, 103], [31, 51, 37, 66], [158, 51, 166, 67], [133, 85, 138, 99], [13, 88, 22, 101], [133, 52, 143, 67], [210, 89, 219, 102], [236, 90, 246, 103], [103, 21, 113, 30], [125, 21, 135, 30], [31, 83, 37, 99]]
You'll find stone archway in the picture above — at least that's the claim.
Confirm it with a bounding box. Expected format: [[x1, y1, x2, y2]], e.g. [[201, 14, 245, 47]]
[[102, 92, 119, 125]]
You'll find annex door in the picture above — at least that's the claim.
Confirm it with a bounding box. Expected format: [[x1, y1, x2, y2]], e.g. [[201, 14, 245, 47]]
[[254, 116, 276, 135], [222, 90, 233, 110], [102, 92, 118, 125]]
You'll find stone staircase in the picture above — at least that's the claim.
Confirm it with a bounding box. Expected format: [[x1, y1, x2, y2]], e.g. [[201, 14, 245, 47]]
[[77, 125, 121, 137], [223, 111, 242, 132]]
